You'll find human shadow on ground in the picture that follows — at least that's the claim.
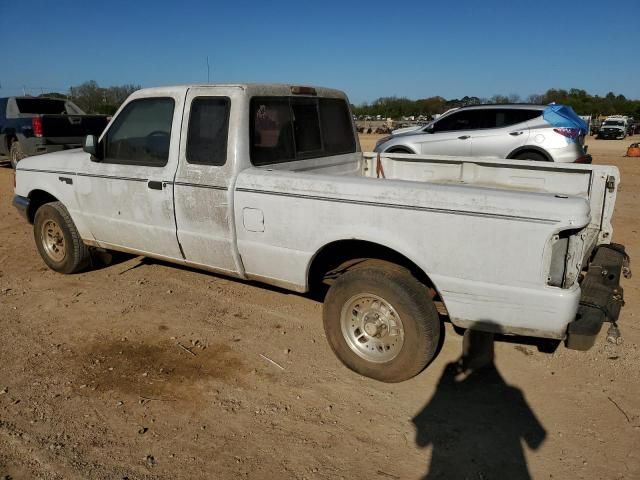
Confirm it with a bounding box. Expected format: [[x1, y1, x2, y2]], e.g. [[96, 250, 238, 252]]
[[412, 329, 546, 480]]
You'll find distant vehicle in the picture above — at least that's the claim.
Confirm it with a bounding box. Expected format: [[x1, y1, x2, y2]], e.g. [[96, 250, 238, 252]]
[[597, 117, 627, 140], [624, 117, 636, 135], [376, 104, 591, 163], [0, 96, 110, 169]]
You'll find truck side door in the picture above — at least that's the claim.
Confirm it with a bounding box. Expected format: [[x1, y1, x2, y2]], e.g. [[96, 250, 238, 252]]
[[173, 88, 240, 275], [76, 94, 183, 259]]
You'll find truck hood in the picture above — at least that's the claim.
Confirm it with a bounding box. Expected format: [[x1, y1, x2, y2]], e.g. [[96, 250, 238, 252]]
[[17, 148, 89, 173]]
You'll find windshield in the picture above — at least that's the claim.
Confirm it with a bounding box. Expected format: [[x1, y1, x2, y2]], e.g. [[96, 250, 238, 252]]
[[603, 120, 624, 126]]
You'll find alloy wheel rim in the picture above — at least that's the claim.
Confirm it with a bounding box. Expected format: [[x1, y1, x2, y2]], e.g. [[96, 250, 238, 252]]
[[41, 220, 66, 262], [340, 293, 405, 363]]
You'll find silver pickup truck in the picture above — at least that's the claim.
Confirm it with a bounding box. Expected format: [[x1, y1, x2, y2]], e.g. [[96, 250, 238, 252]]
[[12, 84, 630, 382]]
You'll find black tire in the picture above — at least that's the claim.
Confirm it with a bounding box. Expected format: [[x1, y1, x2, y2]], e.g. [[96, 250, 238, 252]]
[[323, 260, 440, 382], [33, 202, 90, 274], [9, 140, 25, 169], [514, 151, 548, 162]]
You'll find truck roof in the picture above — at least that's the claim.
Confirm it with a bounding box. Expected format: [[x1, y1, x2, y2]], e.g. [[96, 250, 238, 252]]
[[456, 104, 547, 111], [130, 84, 349, 99]]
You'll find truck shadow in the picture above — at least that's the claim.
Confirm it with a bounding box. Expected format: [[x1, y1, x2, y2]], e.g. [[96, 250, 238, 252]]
[[412, 329, 546, 480]]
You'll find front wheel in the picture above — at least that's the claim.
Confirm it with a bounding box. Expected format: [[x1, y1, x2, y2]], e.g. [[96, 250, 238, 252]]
[[323, 260, 441, 382], [34, 202, 91, 274]]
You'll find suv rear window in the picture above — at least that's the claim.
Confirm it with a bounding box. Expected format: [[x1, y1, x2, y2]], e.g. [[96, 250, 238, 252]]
[[15, 98, 82, 115], [434, 108, 541, 131], [250, 97, 355, 166]]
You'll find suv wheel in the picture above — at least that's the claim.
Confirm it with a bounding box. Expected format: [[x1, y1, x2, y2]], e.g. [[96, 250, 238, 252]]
[[514, 151, 548, 162]]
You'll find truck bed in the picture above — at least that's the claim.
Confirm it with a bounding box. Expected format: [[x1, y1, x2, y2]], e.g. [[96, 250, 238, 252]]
[[360, 152, 618, 262], [39, 114, 109, 144]]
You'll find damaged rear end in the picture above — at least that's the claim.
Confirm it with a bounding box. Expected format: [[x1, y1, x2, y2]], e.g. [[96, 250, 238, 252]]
[[547, 169, 631, 349]]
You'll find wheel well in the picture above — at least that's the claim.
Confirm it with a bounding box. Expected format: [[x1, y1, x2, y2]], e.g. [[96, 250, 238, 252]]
[[386, 146, 414, 154], [507, 147, 552, 162], [27, 190, 59, 223], [308, 239, 438, 295]]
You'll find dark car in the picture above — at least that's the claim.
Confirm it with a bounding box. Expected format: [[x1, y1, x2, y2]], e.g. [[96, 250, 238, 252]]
[[0, 96, 109, 168]]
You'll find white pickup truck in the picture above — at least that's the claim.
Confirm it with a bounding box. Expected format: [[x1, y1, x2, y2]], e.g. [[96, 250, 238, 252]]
[[12, 84, 630, 382]]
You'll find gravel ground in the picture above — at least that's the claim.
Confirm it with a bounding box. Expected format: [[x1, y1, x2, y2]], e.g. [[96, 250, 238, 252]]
[[0, 136, 639, 479]]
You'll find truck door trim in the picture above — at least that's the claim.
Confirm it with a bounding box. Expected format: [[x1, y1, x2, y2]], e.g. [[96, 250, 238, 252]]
[[173, 181, 227, 191], [236, 187, 559, 225]]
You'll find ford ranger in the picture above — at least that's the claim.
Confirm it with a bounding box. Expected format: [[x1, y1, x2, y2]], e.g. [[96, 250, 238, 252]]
[[12, 84, 630, 382]]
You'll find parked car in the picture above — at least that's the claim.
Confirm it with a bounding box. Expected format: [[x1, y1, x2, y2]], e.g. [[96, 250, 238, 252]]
[[375, 104, 591, 163], [13, 84, 628, 382], [0, 96, 109, 169], [597, 117, 628, 140]]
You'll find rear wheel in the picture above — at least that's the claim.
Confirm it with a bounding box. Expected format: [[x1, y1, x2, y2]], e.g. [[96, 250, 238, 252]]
[[323, 260, 440, 382], [33, 202, 90, 274], [9, 140, 25, 169], [514, 151, 548, 162]]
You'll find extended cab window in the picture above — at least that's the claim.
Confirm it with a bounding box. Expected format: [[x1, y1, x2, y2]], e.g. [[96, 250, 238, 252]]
[[250, 96, 355, 166], [187, 97, 230, 166], [104, 97, 174, 167]]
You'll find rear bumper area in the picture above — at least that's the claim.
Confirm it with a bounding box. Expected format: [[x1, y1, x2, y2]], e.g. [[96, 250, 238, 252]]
[[566, 244, 630, 350], [597, 130, 625, 139], [12, 195, 30, 222]]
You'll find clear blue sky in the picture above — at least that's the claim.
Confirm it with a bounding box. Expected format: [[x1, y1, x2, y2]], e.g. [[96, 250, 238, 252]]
[[1, 0, 638, 104]]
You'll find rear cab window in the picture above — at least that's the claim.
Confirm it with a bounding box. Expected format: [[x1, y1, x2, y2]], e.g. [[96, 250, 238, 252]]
[[250, 96, 355, 166]]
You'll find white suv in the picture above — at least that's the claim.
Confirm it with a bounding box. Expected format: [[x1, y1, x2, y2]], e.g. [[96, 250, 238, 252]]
[[374, 104, 591, 163]]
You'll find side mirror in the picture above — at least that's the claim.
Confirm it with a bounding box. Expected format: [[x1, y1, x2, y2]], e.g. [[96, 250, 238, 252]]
[[83, 135, 101, 160], [424, 124, 435, 133]]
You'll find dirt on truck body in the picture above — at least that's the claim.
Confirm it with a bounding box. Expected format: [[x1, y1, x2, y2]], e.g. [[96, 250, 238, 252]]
[[0, 136, 639, 479]]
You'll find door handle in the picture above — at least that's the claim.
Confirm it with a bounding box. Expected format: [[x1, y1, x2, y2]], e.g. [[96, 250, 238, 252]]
[[148, 180, 163, 190], [458, 135, 470, 140], [509, 131, 524, 136]]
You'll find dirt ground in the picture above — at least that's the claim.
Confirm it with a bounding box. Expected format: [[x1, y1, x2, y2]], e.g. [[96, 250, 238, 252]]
[[1, 136, 639, 480]]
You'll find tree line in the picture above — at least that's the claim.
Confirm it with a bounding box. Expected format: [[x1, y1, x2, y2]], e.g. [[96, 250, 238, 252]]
[[353, 88, 640, 119], [40, 82, 640, 119], [41, 80, 141, 115]]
